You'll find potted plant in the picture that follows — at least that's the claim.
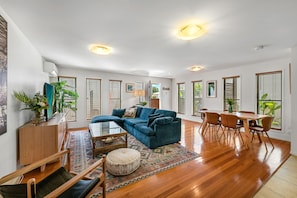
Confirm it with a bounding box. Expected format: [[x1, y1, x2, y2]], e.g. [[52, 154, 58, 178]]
[[14, 91, 49, 124], [50, 81, 79, 114], [227, 98, 234, 113]]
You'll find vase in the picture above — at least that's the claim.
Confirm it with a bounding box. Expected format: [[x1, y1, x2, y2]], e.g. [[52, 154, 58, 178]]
[[32, 111, 45, 125], [228, 105, 233, 113]]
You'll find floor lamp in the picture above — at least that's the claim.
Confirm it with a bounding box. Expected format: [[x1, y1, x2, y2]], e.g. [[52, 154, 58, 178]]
[[134, 90, 145, 104]]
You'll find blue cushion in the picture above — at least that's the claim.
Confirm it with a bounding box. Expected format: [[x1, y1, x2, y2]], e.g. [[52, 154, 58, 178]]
[[135, 107, 143, 117], [155, 109, 176, 118], [139, 108, 156, 120], [134, 123, 156, 136], [147, 113, 164, 126], [124, 118, 147, 126], [149, 116, 173, 128], [112, 108, 126, 117]]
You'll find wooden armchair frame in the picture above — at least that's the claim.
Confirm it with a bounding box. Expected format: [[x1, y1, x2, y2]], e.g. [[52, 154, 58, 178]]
[[0, 149, 106, 198]]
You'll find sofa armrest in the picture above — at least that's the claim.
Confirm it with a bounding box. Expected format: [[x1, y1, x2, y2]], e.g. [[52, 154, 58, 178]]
[[153, 117, 181, 141]]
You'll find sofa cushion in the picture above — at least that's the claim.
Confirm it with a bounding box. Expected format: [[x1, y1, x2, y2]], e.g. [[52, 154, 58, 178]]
[[124, 118, 147, 126], [134, 123, 156, 136], [112, 108, 126, 118], [139, 108, 155, 120], [123, 107, 137, 118], [149, 116, 173, 128], [135, 107, 143, 118], [147, 113, 164, 126], [155, 109, 176, 118]]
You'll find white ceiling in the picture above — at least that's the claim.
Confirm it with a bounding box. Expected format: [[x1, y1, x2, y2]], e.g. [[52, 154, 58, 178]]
[[1, 0, 297, 78]]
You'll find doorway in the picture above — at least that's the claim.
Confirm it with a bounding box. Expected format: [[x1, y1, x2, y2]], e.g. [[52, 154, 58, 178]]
[[151, 83, 161, 109]]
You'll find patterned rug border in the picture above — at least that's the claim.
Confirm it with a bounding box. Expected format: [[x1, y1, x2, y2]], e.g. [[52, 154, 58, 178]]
[[67, 130, 200, 196]]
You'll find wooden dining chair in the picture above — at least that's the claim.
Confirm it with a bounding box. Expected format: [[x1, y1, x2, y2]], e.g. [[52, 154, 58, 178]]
[[249, 116, 275, 151], [204, 112, 222, 137], [220, 113, 244, 146], [198, 108, 208, 132]]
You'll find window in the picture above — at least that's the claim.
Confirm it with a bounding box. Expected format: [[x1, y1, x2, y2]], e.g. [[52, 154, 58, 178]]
[[192, 81, 203, 116], [257, 71, 282, 129], [58, 76, 77, 122], [109, 80, 121, 113], [177, 83, 185, 114], [223, 76, 240, 111], [86, 78, 101, 120]]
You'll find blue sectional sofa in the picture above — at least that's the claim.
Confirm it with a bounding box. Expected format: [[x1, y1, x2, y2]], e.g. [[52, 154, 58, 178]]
[[90, 107, 181, 149]]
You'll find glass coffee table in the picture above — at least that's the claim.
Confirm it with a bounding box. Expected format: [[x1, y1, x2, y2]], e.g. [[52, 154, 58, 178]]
[[89, 121, 128, 158]]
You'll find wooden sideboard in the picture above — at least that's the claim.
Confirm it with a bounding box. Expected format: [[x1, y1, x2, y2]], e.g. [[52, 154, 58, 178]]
[[19, 113, 67, 166], [150, 98, 159, 109]]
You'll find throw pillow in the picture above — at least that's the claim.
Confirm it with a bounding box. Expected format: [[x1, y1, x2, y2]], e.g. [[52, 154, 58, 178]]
[[123, 107, 137, 118], [147, 113, 163, 127], [149, 116, 173, 128], [112, 108, 126, 118]]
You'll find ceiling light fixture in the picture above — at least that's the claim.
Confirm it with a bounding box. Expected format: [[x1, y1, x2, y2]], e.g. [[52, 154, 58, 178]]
[[89, 44, 112, 55], [188, 65, 204, 72], [177, 23, 206, 40]]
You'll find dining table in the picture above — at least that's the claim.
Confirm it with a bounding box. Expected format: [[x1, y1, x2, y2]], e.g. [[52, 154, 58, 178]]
[[200, 110, 268, 147]]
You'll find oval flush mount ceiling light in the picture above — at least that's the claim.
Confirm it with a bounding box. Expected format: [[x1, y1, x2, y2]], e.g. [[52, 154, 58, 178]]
[[177, 23, 206, 40], [188, 65, 204, 72], [89, 44, 112, 55]]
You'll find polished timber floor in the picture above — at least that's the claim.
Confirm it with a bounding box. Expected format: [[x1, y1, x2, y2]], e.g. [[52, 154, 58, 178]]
[[105, 120, 291, 198]]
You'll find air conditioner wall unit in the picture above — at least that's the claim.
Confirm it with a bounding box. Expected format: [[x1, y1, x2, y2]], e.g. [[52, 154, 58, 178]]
[[43, 61, 58, 77]]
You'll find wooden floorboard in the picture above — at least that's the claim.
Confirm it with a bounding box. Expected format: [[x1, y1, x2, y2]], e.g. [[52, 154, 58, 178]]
[[105, 120, 290, 198], [21, 119, 291, 197]]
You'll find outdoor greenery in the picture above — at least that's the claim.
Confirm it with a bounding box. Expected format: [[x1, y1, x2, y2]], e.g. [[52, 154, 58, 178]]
[[259, 93, 281, 127], [259, 93, 281, 116], [152, 86, 159, 93]]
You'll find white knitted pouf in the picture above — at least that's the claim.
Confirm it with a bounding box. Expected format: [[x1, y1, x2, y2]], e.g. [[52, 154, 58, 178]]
[[106, 148, 141, 176]]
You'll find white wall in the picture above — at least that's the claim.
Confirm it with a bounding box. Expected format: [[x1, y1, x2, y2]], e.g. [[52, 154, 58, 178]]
[[291, 46, 297, 155], [172, 58, 292, 142], [58, 67, 172, 128], [0, 8, 49, 177]]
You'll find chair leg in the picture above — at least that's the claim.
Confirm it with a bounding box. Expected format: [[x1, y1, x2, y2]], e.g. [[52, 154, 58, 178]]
[[264, 131, 275, 149], [198, 119, 205, 133], [219, 127, 226, 141], [204, 123, 210, 135], [261, 133, 268, 151], [256, 132, 262, 143], [250, 130, 255, 143]]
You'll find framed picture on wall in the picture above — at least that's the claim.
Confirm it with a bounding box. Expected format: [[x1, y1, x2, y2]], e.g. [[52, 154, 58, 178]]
[[207, 80, 217, 98], [0, 15, 7, 135], [126, 83, 135, 93]]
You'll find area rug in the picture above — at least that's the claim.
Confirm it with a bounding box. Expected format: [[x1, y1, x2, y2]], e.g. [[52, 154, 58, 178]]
[[66, 130, 199, 196]]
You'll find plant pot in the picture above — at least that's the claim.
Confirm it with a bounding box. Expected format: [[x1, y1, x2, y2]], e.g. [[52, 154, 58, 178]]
[[32, 111, 45, 125]]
